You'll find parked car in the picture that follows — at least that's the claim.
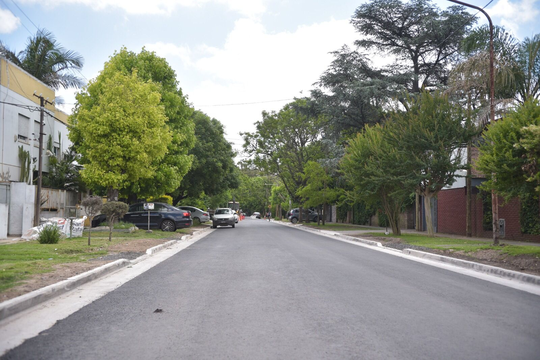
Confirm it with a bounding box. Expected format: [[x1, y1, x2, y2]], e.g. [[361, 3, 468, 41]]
[[287, 208, 319, 223], [212, 208, 236, 228], [177, 206, 210, 224], [91, 202, 192, 231], [252, 212, 261, 219], [231, 209, 239, 223]]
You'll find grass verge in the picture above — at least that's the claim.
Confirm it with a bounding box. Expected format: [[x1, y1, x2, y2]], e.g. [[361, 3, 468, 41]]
[[304, 223, 374, 231], [0, 228, 189, 293], [369, 233, 540, 257]]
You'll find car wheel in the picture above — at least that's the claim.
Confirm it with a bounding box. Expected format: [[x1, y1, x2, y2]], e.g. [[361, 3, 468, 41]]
[[212, 223, 217, 229], [291, 217, 298, 224], [232, 224, 235, 228], [161, 219, 176, 232]]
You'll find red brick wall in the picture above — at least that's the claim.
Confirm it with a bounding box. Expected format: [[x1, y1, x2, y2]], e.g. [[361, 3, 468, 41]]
[[438, 188, 540, 242]]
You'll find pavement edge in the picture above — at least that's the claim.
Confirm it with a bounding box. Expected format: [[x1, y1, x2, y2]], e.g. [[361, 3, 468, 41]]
[[0, 227, 212, 322]]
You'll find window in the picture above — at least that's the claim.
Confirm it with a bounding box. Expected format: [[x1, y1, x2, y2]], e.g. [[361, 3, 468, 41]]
[[18, 114, 29, 141]]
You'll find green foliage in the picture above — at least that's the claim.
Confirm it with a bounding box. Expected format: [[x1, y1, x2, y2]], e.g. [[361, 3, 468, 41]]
[[18, 146, 30, 183], [42, 147, 85, 192], [520, 193, 540, 235], [0, 29, 84, 89], [351, 0, 475, 93], [234, 173, 270, 215], [38, 224, 61, 244], [341, 123, 411, 235], [69, 66, 171, 196], [104, 48, 195, 198], [242, 98, 326, 202], [515, 34, 540, 102], [477, 100, 540, 199], [297, 161, 340, 209], [352, 202, 376, 226], [147, 195, 173, 205], [480, 190, 493, 231], [172, 110, 238, 204], [101, 201, 129, 241]]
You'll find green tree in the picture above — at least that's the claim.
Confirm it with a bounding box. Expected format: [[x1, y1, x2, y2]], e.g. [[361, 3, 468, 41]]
[[516, 34, 540, 102], [234, 172, 269, 215], [297, 161, 340, 225], [0, 29, 84, 89], [69, 68, 171, 200], [81, 196, 102, 246], [172, 110, 238, 205], [352, 0, 475, 93], [341, 124, 411, 235], [476, 100, 540, 199], [98, 48, 195, 200], [242, 98, 325, 203], [388, 91, 476, 236], [42, 147, 85, 192], [101, 201, 129, 241]]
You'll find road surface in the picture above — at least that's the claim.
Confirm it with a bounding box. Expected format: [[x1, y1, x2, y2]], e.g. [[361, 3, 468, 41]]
[[2, 219, 540, 359]]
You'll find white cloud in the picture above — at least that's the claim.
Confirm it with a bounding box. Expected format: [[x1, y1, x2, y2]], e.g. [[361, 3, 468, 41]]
[[148, 18, 357, 152], [489, 0, 539, 35], [24, 0, 266, 17], [0, 8, 20, 34]]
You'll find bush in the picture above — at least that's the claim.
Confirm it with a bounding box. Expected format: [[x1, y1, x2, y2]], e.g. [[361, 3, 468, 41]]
[[38, 224, 61, 244]]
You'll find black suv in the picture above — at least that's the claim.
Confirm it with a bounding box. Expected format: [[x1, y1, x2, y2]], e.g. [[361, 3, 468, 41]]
[[91, 202, 192, 231], [287, 208, 319, 223]]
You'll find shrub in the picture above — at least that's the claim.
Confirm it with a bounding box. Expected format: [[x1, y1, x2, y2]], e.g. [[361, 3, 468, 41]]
[[38, 224, 61, 244], [101, 201, 129, 241]]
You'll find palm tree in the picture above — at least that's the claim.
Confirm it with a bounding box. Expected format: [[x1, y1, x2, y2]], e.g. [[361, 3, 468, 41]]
[[516, 34, 540, 103], [0, 29, 84, 90]]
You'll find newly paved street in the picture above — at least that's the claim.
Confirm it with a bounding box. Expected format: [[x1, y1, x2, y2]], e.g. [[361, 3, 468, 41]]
[[2, 219, 540, 359]]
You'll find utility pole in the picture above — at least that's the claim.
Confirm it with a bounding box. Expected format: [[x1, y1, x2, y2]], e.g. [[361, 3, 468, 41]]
[[448, 0, 498, 245], [33, 93, 54, 226]]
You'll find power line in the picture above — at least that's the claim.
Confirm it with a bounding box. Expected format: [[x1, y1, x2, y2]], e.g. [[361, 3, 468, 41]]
[[0, 0, 32, 36], [198, 98, 294, 107], [9, 0, 40, 32]]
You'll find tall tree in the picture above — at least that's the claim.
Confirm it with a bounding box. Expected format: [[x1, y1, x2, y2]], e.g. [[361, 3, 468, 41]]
[[99, 48, 195, 200], [476, 100, 540, 199], [351, 0, 475, 93], [516, 34, 540, 103], [0, 29, 84, 89], [242, 98, 325, 202], [69, 68, 171, 200], [387, 91, 476, 236], [171, 110, 239, 205], [341, 124, 412, 235]]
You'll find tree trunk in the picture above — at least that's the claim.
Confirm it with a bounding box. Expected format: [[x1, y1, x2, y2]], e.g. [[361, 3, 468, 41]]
[[322, 203, 326, 226], [466, 142, 472, 237], [423, 192, 435, 237], [299, 206, 304, 223], [107, 188, 119, 202], [317, 205, 321, 225], [415, 192, 421, 231], [87, 217, 92, 246]]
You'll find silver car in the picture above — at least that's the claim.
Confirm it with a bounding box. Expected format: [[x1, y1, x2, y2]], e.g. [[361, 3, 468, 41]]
[[212, 208, 236, 228], [178, 206, 210, 224]]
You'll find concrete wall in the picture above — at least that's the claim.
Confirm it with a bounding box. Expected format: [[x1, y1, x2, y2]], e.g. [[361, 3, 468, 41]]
[[0, 203, 7, 239], [8, 182, 35, 236]]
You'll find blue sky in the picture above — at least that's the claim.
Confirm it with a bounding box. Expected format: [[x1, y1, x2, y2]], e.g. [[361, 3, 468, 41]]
[[1, 0, 539, 155]]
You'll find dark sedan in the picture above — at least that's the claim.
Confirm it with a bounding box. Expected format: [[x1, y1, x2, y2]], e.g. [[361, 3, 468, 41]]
[[91, 202, 192, 231]]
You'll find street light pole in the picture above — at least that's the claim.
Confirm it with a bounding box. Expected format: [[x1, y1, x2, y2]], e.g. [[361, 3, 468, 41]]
[[448, 0, 498, 245]]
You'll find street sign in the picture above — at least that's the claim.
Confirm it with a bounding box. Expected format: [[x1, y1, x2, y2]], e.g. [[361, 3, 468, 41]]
[[144, 203, 154, 210]]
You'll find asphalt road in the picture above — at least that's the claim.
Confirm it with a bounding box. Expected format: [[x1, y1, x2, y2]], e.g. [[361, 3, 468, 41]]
[[3, 219, 540, 359]]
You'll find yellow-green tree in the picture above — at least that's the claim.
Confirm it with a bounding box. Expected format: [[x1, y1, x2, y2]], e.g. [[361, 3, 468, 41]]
[[69, 68, 171, 200]]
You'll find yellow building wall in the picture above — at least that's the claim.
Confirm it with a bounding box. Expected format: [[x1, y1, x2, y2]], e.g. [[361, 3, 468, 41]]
[[0, 57, 56, 113]]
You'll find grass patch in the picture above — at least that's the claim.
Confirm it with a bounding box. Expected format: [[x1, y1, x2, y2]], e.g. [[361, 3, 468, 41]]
[[305, 223, 374, 231], [0, 229, 186, 293], [368, 233, 540, 256]]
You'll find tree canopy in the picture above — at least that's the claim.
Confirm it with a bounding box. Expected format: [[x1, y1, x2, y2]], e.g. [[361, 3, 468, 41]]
[[242, 98, 326, 202], [172, 110, 239, 205], [69, 68, 170, 199], [476, 100, 540, 199], [351, 0, 475, 93]]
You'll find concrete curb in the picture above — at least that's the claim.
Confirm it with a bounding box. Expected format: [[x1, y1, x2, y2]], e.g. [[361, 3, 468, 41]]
[[403, 249, 540, 286], [0, 228, 212, 322], [274, 220, 540, 287], [0, 259, 129, 321]]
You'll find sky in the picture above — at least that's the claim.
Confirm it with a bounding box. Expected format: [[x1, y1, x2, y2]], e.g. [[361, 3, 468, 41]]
[[1, 0, 539, 158]]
